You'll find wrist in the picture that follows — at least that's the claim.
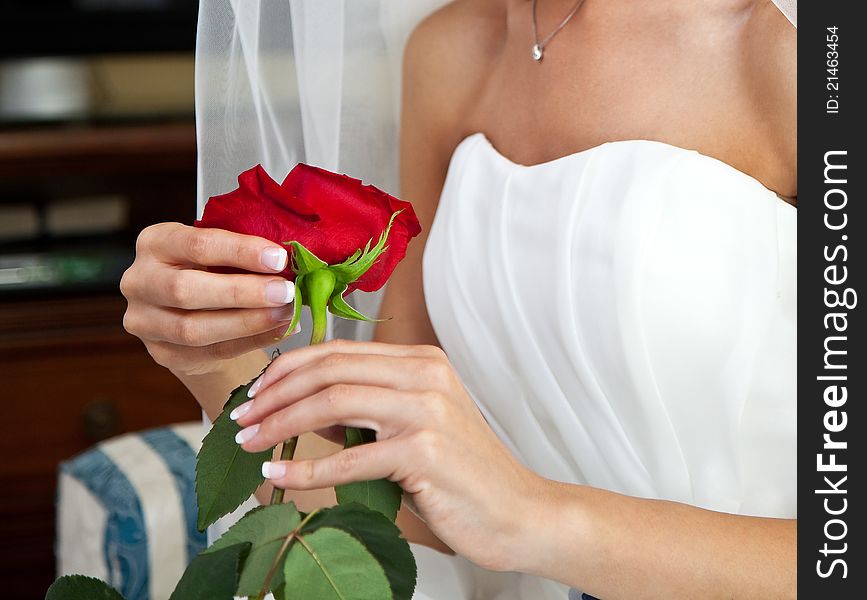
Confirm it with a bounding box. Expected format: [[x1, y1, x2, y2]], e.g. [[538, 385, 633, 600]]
[[510, 475, 591, 580], [173, 349, 269, 420]]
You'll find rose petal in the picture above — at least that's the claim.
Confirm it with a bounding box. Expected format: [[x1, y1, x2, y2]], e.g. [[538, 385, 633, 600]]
[[196, 163, 421, 292]]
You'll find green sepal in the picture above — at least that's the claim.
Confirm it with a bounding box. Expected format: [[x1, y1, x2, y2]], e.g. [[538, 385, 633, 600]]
[[327, 283, 384, 323], [340, 247, 364, 265], [329, 210, 401, 285], [277, 210, 403, 343], [278, 272, 305, 340], [287, 240, 328, 274]]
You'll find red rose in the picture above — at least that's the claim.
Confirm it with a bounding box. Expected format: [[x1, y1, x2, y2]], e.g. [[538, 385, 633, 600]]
[[195, 164, 421, 293]]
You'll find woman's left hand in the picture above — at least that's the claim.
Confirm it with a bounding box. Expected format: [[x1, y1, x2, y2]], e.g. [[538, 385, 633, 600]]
[[231, 339, 545, 571]]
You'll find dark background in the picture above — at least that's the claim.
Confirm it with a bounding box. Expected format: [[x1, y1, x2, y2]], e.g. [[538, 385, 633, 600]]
[[0, 1, 201, 596], [0, 0, 198, 57]]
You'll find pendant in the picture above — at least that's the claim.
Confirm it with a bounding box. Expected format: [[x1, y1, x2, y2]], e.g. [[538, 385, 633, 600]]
[[532, 43, 544, 62]]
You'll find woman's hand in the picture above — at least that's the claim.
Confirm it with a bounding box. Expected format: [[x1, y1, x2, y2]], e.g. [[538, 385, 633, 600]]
[[231, 339, 547, 571], [120, 222, 300, 377]]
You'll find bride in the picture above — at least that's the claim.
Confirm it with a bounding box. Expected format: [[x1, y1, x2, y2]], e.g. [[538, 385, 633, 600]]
[[120, 0, 796, 597]]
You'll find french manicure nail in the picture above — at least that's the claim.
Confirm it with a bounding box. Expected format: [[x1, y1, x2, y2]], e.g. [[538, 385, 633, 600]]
[[229, 400, 253, 420], [262, 461, 287, 479], [270, 305, 295, 322], [234, 424, 259, 444], [266, 280, 295, 304], [274, 321, 300, 340], [247, 376, 263, 398], [261, 247, 288, 271]]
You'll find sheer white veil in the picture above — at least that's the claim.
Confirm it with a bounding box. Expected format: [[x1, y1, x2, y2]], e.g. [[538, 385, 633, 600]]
[[194, 0, 795, 350], [195, 0, 448, 347], [772, 0, 796, 27]]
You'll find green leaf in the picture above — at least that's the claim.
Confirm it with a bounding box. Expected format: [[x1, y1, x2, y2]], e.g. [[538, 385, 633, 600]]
[[335, 428, 402, 522], [195, 377, 274, 531], [287, 240, 328, 274], [205, 503, 302, 597], [169, 542, 250, 600], [45, 576, 125, 600], [327, 283, 381, 322], [303, 503, 416, 600], [282, 527, 393, 600], [329, 210, 401, 285]]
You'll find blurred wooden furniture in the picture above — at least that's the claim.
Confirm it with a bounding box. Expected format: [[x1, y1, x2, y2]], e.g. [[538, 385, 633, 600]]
[[0, 122, 201, 599]]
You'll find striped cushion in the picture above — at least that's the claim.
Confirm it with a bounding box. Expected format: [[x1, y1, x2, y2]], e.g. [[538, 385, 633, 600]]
[[57, 422, 206, 600]]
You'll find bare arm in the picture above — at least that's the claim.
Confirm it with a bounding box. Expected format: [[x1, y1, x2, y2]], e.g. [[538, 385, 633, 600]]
[[521, 482, 796, 599], [371, 3, 491, 551], [745, 0, 797, 198], [374, 2, 486, 348]]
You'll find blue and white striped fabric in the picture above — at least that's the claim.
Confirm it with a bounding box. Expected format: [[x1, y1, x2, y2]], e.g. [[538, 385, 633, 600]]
[[57, 422, 206, 600]]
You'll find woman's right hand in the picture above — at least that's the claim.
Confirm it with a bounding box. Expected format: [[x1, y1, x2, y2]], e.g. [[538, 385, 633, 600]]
[[121, 222, 299, 377]]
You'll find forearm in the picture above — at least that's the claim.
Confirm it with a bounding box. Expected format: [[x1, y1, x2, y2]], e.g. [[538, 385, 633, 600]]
[[171, 350, 335, 509], [522, 480, 796, 599]]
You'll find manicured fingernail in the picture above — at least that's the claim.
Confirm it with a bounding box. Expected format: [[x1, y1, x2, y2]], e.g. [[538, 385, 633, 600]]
[[229, 400, 253, 420], [270, 305, 295, 322], [234, 424, 259, 444], [261, 247, 288, 271], [266, 280, 295, 304], [247, 376, 263, 398], [262, 461, 287, 479], [274, 321, 301, 340]]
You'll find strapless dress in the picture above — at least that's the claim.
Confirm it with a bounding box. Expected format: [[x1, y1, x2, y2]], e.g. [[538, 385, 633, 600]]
[[413, 132, 796, 599]]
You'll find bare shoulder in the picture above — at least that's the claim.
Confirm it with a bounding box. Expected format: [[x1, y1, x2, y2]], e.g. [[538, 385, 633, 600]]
[[387, 1, 505, 347], [402, 0, 504, 159], [385, 2, 506, 349], [744, 1, 796, 121], [743, 0, 797, 194]]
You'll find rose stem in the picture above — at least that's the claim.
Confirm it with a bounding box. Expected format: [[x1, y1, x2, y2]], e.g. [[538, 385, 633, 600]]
[[269, 437, 298, 505], [269, 268, 336, 506], [305, 268, 336, 346]]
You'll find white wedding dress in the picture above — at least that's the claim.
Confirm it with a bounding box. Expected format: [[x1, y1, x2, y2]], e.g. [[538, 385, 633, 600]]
[[413, 133, 797, 600], [414, 4, 797, 594]]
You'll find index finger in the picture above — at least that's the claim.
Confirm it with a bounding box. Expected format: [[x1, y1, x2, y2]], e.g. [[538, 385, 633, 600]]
[[157, 224, 289, 273], [254, 340, 444, 395]]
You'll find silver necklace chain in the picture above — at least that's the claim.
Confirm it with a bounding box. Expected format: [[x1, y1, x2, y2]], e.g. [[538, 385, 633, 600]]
[[531, 0, 587, 62]]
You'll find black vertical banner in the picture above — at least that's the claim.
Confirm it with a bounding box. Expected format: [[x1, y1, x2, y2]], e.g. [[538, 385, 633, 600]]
[[799, 2, 865, 597]]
